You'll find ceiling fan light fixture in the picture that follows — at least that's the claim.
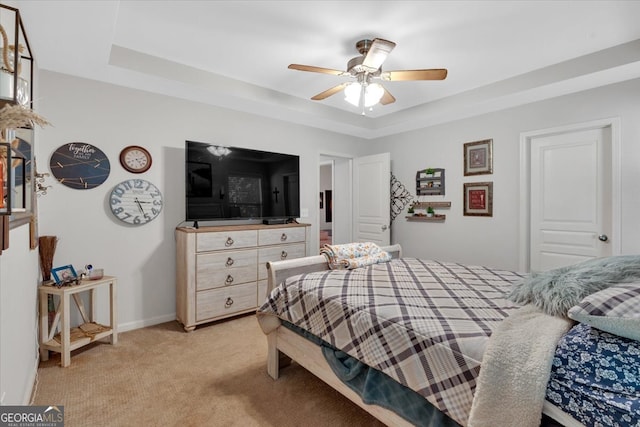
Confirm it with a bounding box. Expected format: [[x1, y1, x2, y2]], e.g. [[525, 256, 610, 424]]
[[291, 37, 444, 110], [344, 82, 384, 108]]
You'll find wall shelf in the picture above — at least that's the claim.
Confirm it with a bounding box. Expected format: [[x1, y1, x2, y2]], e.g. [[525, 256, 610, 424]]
[[406, 214, 446, 222], [416, 168, 445, 196], [411, 201, 451, 209], [406, 201, 451, 222]]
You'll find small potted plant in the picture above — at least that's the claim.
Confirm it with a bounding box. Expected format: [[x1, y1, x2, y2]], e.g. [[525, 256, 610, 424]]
[[407, 205, 415, 215], [426, 206, 435, 217], [424, 168, 435, 176]]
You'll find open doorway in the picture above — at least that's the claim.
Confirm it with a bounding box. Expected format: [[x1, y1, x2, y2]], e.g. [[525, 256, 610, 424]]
[[319, 161, 333, 249], [319, 154, 353, 251]]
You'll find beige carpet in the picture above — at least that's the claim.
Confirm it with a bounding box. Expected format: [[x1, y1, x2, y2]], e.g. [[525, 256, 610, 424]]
[[32, 314, 385, 427]]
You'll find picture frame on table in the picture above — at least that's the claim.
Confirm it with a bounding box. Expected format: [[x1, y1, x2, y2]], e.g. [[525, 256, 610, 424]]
[[464, 139, 493, 176], [51, 264, 78, 284], [463, 182, 493, 217]]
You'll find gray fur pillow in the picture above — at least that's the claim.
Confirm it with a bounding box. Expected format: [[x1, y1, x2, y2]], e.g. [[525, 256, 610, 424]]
[[508, 255, 640, 317]]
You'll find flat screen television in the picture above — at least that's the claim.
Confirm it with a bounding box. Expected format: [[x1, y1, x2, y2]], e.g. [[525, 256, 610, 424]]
[[185, 141, 300, 225]]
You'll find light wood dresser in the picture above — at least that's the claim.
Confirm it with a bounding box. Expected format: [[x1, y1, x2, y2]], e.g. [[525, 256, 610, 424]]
[[175, 223, 309, 331]]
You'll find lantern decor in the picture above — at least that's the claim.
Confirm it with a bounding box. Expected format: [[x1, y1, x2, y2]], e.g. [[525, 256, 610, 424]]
[[0, 104, 49, 215], [0, 4, 32, 107]]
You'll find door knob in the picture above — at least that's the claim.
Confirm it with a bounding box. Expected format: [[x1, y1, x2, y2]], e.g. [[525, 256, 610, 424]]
[[381, 225, 388, 231], [598, 234, 608, 242]]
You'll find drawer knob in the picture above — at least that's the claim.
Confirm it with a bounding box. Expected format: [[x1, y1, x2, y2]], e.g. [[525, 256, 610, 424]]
[[225, 237, 234, 246], [225, 297, 234, 308], [225, 257, 234, 267], [280, 233, 287, 241], [225, 275, 234, 285], [281, 250, 288, 259]]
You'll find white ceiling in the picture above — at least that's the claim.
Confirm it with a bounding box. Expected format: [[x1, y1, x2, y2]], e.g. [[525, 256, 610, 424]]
[[17, 0, 640, 139]]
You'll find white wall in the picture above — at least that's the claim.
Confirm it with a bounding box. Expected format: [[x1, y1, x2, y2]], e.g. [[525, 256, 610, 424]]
[[34, 71, 368, 332], [0, 225, 40, 405], [375, 78, 640, 270]]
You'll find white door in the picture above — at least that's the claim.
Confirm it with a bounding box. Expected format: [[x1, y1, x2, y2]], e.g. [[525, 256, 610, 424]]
[[353, 153, 390, 245], [530, 127, 611, 271]]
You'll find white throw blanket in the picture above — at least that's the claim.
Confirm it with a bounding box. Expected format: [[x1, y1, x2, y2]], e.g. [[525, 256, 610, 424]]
[[468, 304, 574, 427]]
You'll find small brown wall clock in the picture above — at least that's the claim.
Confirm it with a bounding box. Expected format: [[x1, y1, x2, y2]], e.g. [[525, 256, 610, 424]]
[[119, 145, 152, 174]]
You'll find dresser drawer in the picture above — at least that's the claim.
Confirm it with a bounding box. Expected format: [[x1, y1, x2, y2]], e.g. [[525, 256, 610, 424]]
[[259, 227, 306, 246], [196, 282, 257, 321], [196, 249, 257, 290], [258, 243, 306, 280], [197, 230, 257, 252]]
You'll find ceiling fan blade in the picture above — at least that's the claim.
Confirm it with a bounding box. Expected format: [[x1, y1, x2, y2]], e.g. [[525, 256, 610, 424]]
[[362, 38, 396, 72], [288, 64, 346, 76], [380, 87, 396, 105], [311, 83, 350, 100], [381, 69, 448, 81]]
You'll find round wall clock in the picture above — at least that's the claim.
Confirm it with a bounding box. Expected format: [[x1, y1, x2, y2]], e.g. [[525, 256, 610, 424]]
[[49, 142, 110, 189], [119, 145, 152, 174], [109, 179, 163, 225]]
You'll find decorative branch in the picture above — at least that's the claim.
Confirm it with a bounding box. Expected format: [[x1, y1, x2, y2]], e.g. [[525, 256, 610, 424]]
[[0, 104, 51, 130]]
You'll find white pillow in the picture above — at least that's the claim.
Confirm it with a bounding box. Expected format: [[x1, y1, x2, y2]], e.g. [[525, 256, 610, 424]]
[[567, 282, 640, 341]]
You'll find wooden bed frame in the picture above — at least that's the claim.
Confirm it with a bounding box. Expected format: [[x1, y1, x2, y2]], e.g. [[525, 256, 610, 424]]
[[265, 244, 410, 426], [263, 244, 580, 427]]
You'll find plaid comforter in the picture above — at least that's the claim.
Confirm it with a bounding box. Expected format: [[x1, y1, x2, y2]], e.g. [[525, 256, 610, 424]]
[[257, 258, 524, 425]]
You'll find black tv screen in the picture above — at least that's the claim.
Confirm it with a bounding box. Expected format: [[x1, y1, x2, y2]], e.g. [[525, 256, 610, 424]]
[[185, 141, 300, 222]]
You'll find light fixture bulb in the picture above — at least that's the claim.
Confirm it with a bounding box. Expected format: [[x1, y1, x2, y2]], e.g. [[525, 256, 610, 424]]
[[364, 83, 384, 107], [344, 82, 361, 107]]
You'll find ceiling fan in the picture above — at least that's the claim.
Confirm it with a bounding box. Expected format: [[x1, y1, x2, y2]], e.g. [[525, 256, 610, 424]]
[[288, 38, 447, 111]]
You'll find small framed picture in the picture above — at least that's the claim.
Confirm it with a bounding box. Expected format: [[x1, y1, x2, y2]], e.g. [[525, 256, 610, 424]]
[[464, 139, 493, 176], [319, 191, 324, 209], [463, 182, 493, 217], [51, 264, 78, 284]]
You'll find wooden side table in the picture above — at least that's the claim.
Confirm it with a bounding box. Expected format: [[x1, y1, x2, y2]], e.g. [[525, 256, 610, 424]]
[[39, 276, 118, 367]]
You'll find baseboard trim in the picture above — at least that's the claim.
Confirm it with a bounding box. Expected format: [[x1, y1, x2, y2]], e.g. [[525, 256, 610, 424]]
[[25, 355, 39, 405], [118, 313, 176, 333]]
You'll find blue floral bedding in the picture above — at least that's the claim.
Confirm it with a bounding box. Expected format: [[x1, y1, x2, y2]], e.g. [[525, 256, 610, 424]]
[[546, 323, 640, 426]]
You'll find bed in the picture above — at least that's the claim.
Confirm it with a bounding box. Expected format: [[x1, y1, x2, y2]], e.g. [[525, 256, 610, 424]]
[[256, 244, 640, 427]]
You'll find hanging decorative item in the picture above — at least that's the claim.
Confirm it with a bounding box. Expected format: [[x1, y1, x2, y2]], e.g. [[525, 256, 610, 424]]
[[0, 4, 33, 107], [34, 170, 51, 196], [390, 173, 413, 221], [49, 142, 111, 189], [0, 105, 50, 215]]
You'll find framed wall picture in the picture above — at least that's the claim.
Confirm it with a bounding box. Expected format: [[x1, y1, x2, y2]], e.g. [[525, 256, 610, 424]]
[[463, 182, 493, 217], [464, 139, 493, 176], [51, 264, 78, 284], [319, 192, 324, 209]]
